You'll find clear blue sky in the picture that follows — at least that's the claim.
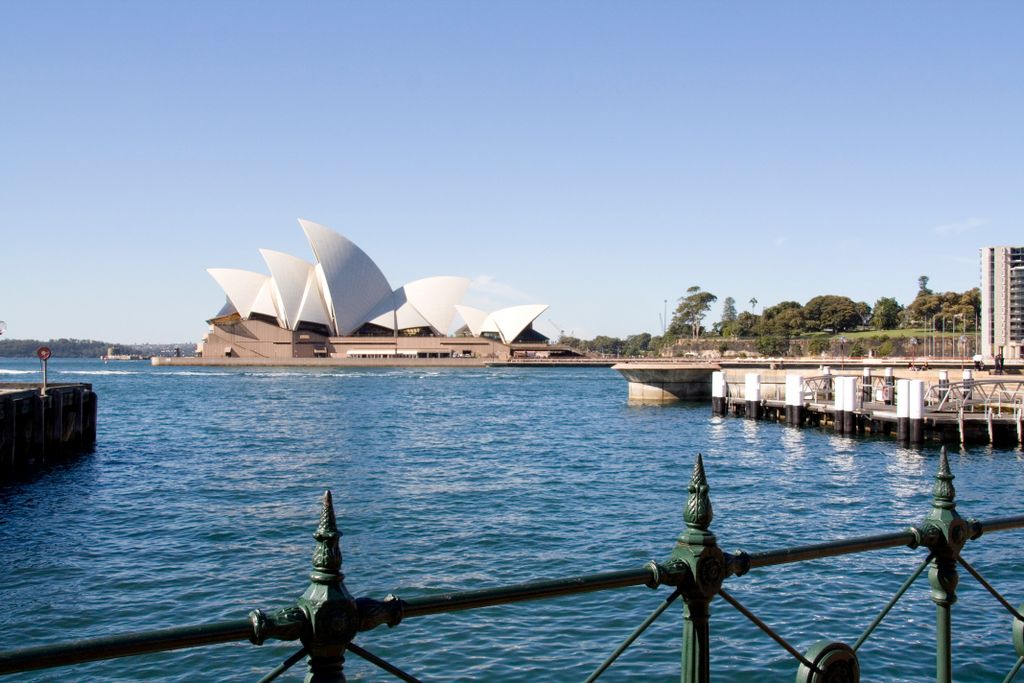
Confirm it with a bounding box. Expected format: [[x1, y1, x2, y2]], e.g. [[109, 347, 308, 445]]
[[2, 2, 1021, 343]]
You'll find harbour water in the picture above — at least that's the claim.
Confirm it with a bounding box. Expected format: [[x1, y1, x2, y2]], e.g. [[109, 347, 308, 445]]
[[0, 359, 1022, 682]]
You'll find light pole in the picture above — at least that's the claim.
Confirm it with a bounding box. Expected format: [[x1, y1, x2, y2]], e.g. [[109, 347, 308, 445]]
[[910, 337, 918, 368], [975, 311, 980, 359], [959, 335, 967, 370], [953, 313, 965, 363], [941, 317, 953, 358], [931, 313, 942, 358], [839, 336, 846, 370]]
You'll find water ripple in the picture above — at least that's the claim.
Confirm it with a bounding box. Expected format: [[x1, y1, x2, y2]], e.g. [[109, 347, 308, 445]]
[[0, 359, 1021, 681]]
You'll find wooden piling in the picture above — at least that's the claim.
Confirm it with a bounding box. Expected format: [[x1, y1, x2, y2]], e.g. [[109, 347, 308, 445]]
[[0, 383, 96, 481]]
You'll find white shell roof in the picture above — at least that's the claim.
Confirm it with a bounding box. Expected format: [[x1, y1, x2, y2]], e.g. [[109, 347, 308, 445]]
[[295, 269, 332, 328], [488, 304, 549, 343], [454, 305, 489, 337], [207, 269, 279, 320], [351, 276, 471, 334], [404, 276, 470, 334], [365, 288, 432, 331], [260, 249, 330, 329], [251, 279, 281, 321], [299, 219, 392, 336]]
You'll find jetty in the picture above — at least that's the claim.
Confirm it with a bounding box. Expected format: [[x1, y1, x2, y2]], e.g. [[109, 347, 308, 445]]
[[0, 383, 97, 481], [615, 359, 1023, 446]]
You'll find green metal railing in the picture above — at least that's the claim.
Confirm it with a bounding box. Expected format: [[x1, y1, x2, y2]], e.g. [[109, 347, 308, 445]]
[[1, 448, 1022, 682]]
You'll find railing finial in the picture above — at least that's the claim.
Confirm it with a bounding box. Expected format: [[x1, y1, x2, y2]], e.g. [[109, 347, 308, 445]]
[[685, 453, 713, 533], [299, 489, 359, 682], [311, 490, 343, 581], [932, 447, 956, 510]]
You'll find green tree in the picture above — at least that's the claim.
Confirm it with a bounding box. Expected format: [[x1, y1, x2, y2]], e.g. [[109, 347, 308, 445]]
[[670, 286, 718, 340], [558, 334, 583, 349], [723, 311, 760, 338], [756, 335, 789, 357], [589, 335, 624, 355], [871, 297, 903, 330], [918, 275, 932, 295], [721, 297, 737, 324], [808, 338, 831, 356], [903, 286, 980, 330], [803, 295, 869, 333], [758, 301, 805, 336], [622, 333, 652, 357]]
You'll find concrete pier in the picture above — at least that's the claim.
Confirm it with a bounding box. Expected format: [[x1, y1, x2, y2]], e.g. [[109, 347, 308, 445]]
[[613, 363, 716, 402], [0, 383, 96, 481]]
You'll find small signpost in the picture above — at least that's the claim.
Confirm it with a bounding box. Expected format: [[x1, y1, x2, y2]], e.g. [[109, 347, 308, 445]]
[[37, 346, 51, 396]]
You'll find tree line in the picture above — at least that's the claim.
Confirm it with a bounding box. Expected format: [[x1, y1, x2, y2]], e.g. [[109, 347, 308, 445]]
[[559, 275, 981, 357], [0, 338, 193, 358]]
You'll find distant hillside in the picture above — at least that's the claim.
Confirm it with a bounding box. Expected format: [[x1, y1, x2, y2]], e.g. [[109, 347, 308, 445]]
[[0, 338, 195, 358]]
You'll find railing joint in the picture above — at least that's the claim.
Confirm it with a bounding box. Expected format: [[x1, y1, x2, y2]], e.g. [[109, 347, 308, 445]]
[[907, 526, 924, 549], [653, 558, 693, 589], [248, 606, 307, 646], [356, 594, 405, 631], [726, 549, 751, 578], [968, 517, 984, 541]]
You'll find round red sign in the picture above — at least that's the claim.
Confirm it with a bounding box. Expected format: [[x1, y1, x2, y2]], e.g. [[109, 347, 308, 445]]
[[37, 346, 51, 361]]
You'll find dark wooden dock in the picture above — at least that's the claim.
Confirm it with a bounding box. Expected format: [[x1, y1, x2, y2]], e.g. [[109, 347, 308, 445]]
[[721, 395, 1022, 444], [0, 383, 97, 481], [717, 372, 1023, 446]]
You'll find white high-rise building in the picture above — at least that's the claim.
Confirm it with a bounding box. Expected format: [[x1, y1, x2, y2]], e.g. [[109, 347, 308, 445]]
[[981, 246, 1024, 360]]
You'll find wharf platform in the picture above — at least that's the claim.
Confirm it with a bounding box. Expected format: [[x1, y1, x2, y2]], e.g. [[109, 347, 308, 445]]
[[613, 358, 1023, 446], [722, 392, 1021, 445], [0, 383, 97, 481]]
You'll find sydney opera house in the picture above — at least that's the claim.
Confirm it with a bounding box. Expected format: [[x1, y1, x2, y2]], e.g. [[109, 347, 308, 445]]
[[199, 220, 560, 361]]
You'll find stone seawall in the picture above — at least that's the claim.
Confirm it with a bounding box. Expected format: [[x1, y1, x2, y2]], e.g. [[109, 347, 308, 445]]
[[152, 356, 489, 368]]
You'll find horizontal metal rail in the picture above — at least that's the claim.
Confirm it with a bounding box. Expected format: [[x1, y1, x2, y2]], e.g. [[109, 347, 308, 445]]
[[747, 530, 918, 568], [400, 566, 658, 618], [983, 515, 1024, 533], [0, 619, 254, 674]]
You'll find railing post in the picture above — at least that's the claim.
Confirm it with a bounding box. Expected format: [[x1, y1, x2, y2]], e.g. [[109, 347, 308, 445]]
[[669, 455, 730, 683], [920, 448, 975, 683], [298, 491, 360, 682]]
